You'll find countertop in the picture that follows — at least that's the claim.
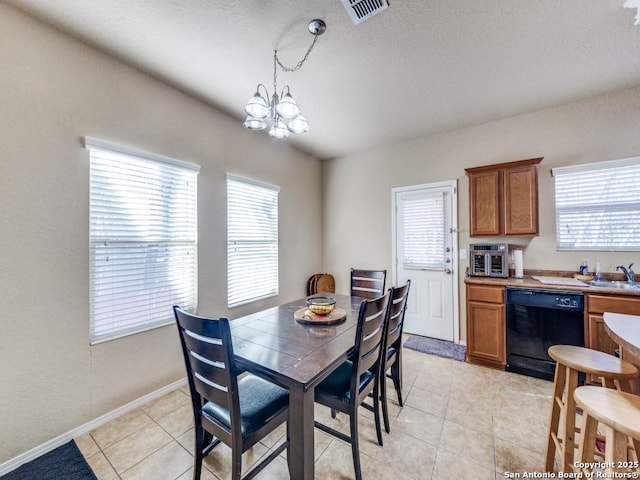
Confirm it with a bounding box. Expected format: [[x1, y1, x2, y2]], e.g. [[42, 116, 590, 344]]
[[603, 312, 640, 360], [465, 273, 640, 297]]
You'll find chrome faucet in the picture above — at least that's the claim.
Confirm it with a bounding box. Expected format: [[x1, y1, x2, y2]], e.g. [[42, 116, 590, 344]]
[[615, 263, 635, 283]]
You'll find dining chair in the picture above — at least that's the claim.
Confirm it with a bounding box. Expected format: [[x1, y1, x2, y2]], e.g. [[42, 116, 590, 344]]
[[350, 268, 387, 299], [173, 306, 290, 480], [313, 291, 391, 480], [380, 280, 411, 433]]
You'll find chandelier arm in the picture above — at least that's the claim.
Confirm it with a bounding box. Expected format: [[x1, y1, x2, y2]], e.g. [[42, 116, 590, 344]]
[[255, 83, 270, 99], [274, 33, 319, 73]]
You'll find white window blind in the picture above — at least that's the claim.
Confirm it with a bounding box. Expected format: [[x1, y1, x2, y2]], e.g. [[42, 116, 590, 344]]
[[553, 156, 640, 251], [227, 175, 279, 308], [400, 190, 447, 269], [87, 137, 199, 344]]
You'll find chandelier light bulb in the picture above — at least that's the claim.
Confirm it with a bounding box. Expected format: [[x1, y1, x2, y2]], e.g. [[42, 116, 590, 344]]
[[275, 92, 300, 119], [244, 91, 269, 118], [288, 114, 310, 134], [242, 116, 267, 130], [268, 118, 291, 139]]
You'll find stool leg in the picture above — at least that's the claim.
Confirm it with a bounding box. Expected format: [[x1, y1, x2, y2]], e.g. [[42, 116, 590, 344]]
[[561, 367, 579, 473], [546, 362, 566, 471], [619, 379, 632, 394], [577, 413, 598, 475], [605, 428, 628, 474], [631, 439, 640, 464], [615, 378, 640, 463]]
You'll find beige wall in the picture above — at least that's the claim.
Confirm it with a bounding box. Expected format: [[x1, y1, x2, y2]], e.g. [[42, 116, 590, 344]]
[[4, 0, 640, 466], [322, 86, 640, 341], [0, 5, 322, 463]]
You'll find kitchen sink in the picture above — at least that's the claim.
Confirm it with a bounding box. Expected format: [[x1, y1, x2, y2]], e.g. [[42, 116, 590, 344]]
[[588, 280, 640, 290]]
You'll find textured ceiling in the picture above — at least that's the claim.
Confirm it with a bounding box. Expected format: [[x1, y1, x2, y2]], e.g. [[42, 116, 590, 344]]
[[6, 0, 640, 160]]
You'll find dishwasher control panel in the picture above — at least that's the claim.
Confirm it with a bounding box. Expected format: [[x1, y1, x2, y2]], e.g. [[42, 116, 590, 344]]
[[556, 296, 581, 308], [506, 287, 584, 311]]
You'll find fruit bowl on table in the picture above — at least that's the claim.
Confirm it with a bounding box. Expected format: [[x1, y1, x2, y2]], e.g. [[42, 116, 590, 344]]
[[306, 295, 336, 315]]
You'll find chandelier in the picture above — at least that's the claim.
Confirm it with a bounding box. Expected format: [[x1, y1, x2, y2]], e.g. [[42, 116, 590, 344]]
[[243, 19, 326, 139]]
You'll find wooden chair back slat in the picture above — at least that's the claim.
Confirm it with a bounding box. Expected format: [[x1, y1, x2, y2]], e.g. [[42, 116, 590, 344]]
[[173, 307, 240, 436], [352, 292, 390, 386], [385, 280, 411, 350], [350, 268, 387, 299]]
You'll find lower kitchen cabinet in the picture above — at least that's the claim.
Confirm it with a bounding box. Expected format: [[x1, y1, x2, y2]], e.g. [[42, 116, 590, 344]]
[[466, 284, 505, 369], [587, 314, 619, 357], [585, 293, 640, 384]]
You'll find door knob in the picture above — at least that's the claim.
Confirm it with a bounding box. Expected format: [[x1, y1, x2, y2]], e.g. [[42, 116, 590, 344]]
[[444, 268, 452, 274]]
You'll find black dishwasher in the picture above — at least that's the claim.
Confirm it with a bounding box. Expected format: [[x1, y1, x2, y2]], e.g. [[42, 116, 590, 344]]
[[506, 287, 584, 381]]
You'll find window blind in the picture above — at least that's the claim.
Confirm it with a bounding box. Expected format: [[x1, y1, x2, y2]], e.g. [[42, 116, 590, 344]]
[[553, 156, 640, 251], [400, 190, 447, 269], [87, 138, 199, 344], [227, 175, 279, 308]]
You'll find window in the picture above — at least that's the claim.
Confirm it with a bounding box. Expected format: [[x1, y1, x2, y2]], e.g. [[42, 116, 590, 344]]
[[553, 156, 640, 251], [399, 189, 449, 269], [227, 175, 279, 307], [86, 137, 199, 344]]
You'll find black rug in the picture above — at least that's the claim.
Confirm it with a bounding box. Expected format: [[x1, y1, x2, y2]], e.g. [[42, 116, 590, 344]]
[[403, 335, 466, 362], [1, 441, 96, 480]]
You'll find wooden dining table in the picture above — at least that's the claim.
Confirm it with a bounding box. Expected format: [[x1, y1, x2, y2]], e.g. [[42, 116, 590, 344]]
[[229, 294, 364, 480]]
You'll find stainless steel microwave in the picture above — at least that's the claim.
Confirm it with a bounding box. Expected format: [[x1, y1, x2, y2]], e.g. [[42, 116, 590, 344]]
[[470, 243, 509, 278]]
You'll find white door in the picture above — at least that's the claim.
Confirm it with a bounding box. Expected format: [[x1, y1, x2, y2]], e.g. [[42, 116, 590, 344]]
[[392, 181, 458, 342]]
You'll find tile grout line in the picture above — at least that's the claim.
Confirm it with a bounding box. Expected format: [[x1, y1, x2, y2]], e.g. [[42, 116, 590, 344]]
[[79, 348, 551, 480], [149, 412, 194, 480]]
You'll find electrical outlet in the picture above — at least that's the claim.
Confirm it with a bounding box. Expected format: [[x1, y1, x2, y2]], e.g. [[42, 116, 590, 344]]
[[459, 248, 467, 260]]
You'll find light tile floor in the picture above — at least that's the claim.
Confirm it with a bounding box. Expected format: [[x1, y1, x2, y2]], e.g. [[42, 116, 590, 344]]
[[75, 346, 553, 480]]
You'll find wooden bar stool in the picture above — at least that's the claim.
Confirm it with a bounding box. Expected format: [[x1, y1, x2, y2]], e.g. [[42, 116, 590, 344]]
[[544, 345, 639, 473], [574, 386, 640, 476]]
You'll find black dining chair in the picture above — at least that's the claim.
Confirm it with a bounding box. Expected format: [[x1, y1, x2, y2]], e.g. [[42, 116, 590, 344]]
[[350, 268, 387, 299], [313, 291, 391, 480], [380, 280, 411, 433], [173, 306, 289, 480]]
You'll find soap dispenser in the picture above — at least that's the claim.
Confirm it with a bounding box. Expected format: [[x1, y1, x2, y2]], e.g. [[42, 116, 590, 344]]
[[594, 262, 603, 282], [579, 260, 589, 275]]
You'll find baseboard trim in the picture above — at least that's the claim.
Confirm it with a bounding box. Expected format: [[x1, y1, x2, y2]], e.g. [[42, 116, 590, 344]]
[[0, 377, 187, 477]]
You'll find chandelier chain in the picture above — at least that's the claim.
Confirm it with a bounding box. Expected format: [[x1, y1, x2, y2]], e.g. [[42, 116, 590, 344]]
[[274, 33, 320, 73]]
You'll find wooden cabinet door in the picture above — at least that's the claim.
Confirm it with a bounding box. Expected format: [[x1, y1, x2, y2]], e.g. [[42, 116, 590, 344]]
[[503, 164, 538, 235], [585, 293, 640, 385], [468, 170, 500, 236], [466, 158, 542, 237], [587, 314, 619, 357], [586, 313, 620, 385], [466, 300, 505, 366]]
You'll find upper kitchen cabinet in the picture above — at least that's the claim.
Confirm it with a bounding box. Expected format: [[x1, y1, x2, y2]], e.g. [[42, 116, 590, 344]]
[[465, 157, 543, 237]]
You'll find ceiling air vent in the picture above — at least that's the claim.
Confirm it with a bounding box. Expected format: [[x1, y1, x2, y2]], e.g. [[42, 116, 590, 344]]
[[341, 0, 389, 25]]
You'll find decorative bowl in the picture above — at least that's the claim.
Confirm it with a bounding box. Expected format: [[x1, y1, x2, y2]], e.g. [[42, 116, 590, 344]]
[[306, 295, 336, 315]]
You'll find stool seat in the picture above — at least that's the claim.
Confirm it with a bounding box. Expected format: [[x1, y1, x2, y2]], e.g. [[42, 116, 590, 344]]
[[548, 345, 639, 379], [545, 345, 639, 474], [574, 386, 640, 476], [574, 387, 640, 440]]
